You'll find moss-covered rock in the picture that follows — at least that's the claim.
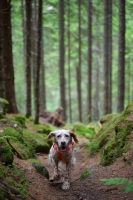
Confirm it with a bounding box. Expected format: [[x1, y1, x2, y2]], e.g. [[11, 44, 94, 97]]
[[13, 115, 26, 128], [100, 113, 119, 125], [23, 129, 51, 153], [91, 100, 133, 166], [0, 140, 14, 165], [2, 126, 35, 159], [73, 122, 94, 137], [32, 162, 49, 179], [101, 138, 117, 165], [88, 113, 120, 156], [37, 123, 54, 134], [26, 118, 54, 135]]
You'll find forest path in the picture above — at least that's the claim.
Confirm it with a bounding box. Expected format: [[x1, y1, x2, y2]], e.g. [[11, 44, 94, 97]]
[[14, 137, 133, 200]]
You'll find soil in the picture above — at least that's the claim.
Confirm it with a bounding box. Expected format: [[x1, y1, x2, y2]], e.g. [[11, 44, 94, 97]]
[[14, 138, 133, 200]]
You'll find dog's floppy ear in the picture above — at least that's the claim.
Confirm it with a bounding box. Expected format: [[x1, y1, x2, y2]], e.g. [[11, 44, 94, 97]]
[[46, 131, 57, 139], [69, 130, 79, 143]]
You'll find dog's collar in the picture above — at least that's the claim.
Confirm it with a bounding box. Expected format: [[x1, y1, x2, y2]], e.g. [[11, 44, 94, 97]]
[[52, 142, 74, 160]]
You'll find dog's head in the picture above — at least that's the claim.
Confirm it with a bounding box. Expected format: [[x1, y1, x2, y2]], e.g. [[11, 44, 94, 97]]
[[47, 129, 78, 152]]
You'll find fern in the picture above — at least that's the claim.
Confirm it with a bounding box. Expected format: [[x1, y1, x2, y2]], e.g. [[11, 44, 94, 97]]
[[0, 135, 16, 140], [101, 177, 133, 193]]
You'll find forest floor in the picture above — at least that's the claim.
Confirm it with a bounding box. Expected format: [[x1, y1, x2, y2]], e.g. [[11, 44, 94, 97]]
[[14, 136, 133, 200]]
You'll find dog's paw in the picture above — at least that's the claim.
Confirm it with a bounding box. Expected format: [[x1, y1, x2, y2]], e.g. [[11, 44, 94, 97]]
[[50, 174, 61, 182], [62, 181, 70, 190]]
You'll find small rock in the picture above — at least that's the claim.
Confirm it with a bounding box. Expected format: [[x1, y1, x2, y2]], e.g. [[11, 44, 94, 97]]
[[32, 162, 49, 179]]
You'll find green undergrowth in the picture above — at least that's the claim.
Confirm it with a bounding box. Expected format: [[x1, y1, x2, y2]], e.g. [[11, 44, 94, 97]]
[[0, 139, 14, 165], [101, 177, 133, 193], [0, 115, 52, 161], [26, 117, 54, 134], [0, 114, 53, 199], [2, 126, 35, 159], [23, 129, 51, 153], [72, 122, 96, 139], [88, 100, 133, 166], [0, 163, 29, 199]]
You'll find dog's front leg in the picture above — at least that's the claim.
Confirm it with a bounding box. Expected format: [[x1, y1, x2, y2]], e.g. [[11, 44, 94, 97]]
[[54, 162, 59, 179], [62, 163, 71, 190], [50, 161, 60, 182]]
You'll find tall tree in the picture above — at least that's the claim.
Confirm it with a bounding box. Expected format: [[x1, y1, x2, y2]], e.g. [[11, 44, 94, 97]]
[[77, 0, 82, 122], [87, 0, 92, 121], [21, 0, 26, 70], [30, 0, 38, 110], [59, 0, 66, 121], [25, 0, 32, 117], [40, 36, 46, 110], [103, 0, 112, 115], [1, 0, 18, 113], [67, 0, 72, 123], [34, 0, 43, 124], [0, 0, 5, 98], [117, 0, 125, 113]]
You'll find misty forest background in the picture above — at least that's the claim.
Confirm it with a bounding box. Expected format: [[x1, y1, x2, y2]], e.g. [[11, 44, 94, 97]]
[[0, 0, 130, 124]]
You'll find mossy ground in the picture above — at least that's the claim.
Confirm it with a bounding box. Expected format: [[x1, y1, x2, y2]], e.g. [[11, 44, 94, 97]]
[[0, 114, 54, 199], [0, 163, 29, 199]]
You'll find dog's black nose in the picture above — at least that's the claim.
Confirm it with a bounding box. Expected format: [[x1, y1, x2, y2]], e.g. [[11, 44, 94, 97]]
[[61, 141, 65, 145]]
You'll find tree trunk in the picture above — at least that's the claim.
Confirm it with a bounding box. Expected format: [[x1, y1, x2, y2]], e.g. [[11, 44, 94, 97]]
[[21, 0, 26, 72], [77, 0, 82, 122], [0, 0, 5, 98], [87, 0, 92, 122], [1, 0, 18, 113], [34, 0, 43, 124], [67, 0, 72, 123], [117, 0, 125, 113], [40, 37, 46, 110], [25, 0, 32, 117], [103, 0, 112, 115], [31, 0, 38, 111], [59, 0, 66, 121]]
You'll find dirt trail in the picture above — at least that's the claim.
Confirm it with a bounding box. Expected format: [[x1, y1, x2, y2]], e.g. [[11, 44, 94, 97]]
[[14, 138, 133, 200]]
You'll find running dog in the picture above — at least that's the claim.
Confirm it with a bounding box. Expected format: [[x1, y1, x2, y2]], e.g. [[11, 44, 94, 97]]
[[47, 129, 78, 190]]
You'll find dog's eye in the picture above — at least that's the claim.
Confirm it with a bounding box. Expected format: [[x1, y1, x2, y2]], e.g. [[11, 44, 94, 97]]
[[57, 135, 61, 138], [65, 134, 69, 138]]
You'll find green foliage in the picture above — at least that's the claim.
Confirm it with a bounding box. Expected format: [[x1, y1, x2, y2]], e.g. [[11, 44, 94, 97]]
[[2, 126, 35, 159], [73, 122, 95, 137], [0, 165, 8, 178], [101, 177, 133, 193], [87, 114, 119, 156], [23, 129, 50, 153], [81, 164, 98, 179], [26, 118, 54, 134], [0, 98, 9, 105], [81, 168, 91, 179], [87, 140, 100, 155], [87, 102, 133, 166], [0, 98, 9, 117], [13, 115, 26, 127], [6, 164, 29, 195], [0, 140, 14, 165], [3, 126, 21, 140]]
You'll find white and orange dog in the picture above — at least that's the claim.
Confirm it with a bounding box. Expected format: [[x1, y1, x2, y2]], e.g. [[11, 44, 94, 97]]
[[47, 129, 78, 190]]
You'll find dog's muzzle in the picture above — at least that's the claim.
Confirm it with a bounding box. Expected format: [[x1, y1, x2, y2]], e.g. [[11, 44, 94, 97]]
[[60, 141, 67, 152]]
